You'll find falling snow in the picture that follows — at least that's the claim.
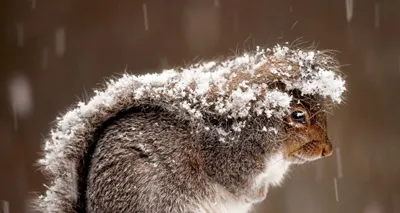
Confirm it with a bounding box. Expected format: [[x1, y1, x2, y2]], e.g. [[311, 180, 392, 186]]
[[364, 201, 384, 213], [8, 74, 33, 129], [345, 0, 354, 23], [143, 4, 149, 31], [334, 177, 339, 202], [55, 27, 66, 57], [374, 3, 380, 29], [1, 200, 9, 213], [214, 0, 220, 7], [336, 147, 343, 179], [290, 20, 298, 31]]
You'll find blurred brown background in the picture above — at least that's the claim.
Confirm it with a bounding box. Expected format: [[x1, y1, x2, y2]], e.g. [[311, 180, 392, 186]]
[[1, 0, 400, 212]]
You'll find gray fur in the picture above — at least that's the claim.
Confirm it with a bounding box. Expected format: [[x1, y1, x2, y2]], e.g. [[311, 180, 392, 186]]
[[33, 44, 346, 213], [86, 108, 282, 212]]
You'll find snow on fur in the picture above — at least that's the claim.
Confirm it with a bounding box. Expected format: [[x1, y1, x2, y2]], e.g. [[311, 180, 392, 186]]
[[36, 44, 346, 212]]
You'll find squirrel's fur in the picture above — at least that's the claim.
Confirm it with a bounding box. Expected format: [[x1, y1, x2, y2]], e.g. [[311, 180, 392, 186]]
[[34, 43, 346, 213]]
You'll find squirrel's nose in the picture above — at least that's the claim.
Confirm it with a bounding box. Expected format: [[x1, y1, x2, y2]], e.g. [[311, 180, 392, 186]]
[[321, 141, 333, 157]]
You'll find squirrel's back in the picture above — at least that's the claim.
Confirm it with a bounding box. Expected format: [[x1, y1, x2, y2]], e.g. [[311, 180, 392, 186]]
[[86, 108, 210, 212]]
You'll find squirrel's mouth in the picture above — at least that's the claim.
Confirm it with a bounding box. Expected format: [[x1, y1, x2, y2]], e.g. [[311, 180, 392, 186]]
[[287, 141, 323, 164], [289, 153, 319, 164]]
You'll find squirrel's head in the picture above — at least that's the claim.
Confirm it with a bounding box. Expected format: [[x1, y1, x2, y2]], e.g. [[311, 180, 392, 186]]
[[282, 96, 333, 164]]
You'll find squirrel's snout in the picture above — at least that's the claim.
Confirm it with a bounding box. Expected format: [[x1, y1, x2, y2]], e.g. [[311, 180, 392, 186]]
[[321, 141, 333, 157]]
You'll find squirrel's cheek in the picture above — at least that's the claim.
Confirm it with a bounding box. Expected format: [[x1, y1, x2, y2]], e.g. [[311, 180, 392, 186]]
[[282, 141, 302, 157]]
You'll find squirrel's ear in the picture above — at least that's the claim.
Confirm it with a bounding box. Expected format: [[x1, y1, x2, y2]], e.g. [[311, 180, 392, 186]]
[[288, 89, 302, 99], [267, 81, 286, 91]]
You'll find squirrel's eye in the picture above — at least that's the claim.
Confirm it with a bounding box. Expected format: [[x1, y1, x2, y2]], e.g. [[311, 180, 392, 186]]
[[291, 110, 307, 124]]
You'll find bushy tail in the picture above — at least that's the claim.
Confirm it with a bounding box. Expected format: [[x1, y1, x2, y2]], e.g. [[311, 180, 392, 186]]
[[34, 74, 146, 212]]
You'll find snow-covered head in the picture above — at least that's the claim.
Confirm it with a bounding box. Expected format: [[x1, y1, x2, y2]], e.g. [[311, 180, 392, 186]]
[[127, 44, 346, 135]]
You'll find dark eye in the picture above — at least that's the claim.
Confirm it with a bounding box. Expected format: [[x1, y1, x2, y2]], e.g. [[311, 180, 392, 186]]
[[291, 110, 307, 124]]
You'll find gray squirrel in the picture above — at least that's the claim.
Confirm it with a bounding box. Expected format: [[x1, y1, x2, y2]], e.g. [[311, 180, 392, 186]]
[[34, 44, 346, 213]]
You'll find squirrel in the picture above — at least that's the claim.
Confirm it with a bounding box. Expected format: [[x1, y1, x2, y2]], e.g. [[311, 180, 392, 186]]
[[34, 43, 346, 213]]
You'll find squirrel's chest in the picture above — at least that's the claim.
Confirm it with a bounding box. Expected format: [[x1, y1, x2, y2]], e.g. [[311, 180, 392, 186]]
[[215, 202, 254, 213], [196, 199, 254, 213], [259, 152, 292, 187], [196, 153, 291, 213]]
